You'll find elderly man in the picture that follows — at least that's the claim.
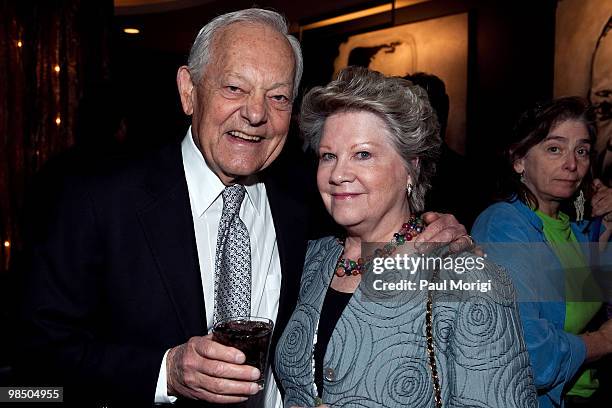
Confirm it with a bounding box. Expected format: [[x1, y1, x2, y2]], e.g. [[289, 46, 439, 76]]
[[18, 8, 468, 407]]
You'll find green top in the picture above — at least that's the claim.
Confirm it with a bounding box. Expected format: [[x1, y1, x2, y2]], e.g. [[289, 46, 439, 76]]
[[536, 210, 601, 398]]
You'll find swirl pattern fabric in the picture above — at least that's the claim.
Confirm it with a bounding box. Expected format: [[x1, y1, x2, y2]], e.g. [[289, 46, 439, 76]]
[[214, 184, 251, 322], [275, 237, 537, 407]]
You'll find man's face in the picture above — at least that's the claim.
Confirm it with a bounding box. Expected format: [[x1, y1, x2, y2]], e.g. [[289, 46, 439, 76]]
[[177, 22, 295, 184]]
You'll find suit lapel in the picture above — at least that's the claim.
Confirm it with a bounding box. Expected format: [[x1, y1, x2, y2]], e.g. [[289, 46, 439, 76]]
[[137, 143, 206, 339], [264, 171, 308, 348], [133, 140, 314, 347]]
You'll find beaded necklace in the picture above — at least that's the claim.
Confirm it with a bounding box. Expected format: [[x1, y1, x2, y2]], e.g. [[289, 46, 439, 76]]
[[334, 216, 424, 277], [311, 217, 427, 406]]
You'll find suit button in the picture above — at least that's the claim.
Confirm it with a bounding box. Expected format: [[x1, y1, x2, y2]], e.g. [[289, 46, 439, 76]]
[[324, 367, 335, 381]]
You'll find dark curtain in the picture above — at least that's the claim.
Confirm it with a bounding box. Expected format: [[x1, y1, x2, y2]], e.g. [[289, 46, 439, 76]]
[[0, 0, 112, 275]]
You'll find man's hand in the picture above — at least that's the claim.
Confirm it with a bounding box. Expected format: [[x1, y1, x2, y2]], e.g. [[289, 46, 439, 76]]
[[166, 334, 261, 403], [583, 319, 612, 362], [592, 179, 612, 219], [416, 212, 477, 254]]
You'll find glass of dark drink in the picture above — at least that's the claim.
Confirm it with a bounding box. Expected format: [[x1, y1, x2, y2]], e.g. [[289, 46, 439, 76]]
[[212, 316, 274, 388]]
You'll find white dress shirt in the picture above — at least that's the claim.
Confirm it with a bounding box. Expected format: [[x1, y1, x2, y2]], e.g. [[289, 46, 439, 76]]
[[155, 127, 282, 407]]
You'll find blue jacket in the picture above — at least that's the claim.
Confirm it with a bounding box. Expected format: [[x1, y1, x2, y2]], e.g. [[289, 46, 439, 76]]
[[472, 199, 591, 407]]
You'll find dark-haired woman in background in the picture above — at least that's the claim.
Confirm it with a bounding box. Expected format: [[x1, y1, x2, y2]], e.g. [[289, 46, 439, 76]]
[[472, 97, 612, 407]]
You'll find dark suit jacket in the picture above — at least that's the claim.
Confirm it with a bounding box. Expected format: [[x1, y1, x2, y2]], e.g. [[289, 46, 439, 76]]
[[16, 140, 317, 407]]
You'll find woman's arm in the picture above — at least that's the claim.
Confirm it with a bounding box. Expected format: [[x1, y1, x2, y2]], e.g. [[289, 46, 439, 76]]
[[472, 204, 587, 400]]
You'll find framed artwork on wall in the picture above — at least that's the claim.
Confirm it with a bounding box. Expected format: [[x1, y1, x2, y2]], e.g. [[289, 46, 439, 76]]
[[331, 12, 468, 154], [554, 0, 611, 156], [300, 9, 469, 154]]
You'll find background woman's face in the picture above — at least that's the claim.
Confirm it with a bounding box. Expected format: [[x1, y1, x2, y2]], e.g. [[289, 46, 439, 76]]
[[514, 119, 591, 206], [316, 110, 410, 234]]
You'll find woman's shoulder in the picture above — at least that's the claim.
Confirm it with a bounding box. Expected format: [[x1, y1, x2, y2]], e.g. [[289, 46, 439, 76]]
[[475, 201, 523, 222], [472, 200, 538, 242], [302, 236, 341, 278], [306, 236, 339, 257]]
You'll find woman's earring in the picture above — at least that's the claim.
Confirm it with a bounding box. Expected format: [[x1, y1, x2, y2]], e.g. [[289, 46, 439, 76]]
[[406, 183, 413, 197], [574, 190, 585, 222], [520, 171, 526, 183]]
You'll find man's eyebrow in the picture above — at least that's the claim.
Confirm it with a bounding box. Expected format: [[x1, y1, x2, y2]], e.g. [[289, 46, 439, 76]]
[[223, 72, 246, 81], [269, 81, 292, 89], [223, 72, 291, 89]]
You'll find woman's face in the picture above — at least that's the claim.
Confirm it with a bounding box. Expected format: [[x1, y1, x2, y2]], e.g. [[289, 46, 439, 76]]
[[514, 119, 591, 208], [317, 111, 411, 236]]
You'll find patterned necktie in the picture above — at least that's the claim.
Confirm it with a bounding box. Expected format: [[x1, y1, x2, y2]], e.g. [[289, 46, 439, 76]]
[[214, 184, 252, 323]]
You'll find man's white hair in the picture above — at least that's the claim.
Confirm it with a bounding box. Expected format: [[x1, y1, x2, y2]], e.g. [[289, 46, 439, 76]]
[[187, 8, 303, 100]]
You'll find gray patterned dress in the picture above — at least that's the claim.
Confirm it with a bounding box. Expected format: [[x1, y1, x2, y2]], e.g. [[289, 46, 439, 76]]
[[275, 237, 537, 407]]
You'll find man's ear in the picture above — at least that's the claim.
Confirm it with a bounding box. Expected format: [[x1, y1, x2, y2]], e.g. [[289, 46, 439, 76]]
[[177, 66, 195, 115]]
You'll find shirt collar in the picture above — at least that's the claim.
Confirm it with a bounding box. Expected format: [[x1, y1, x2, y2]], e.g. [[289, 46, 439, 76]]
[[181, 126, 262, 217]]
